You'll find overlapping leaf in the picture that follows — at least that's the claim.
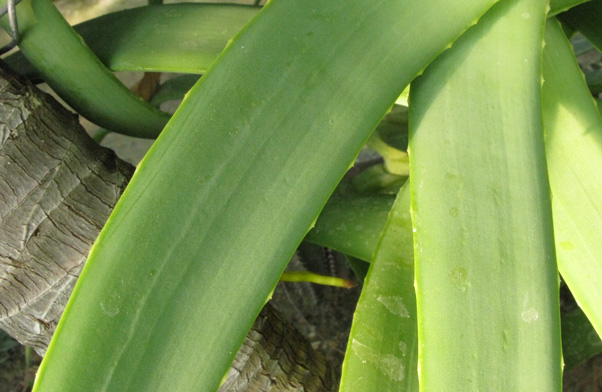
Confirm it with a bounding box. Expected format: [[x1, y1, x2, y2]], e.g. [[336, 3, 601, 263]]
[[542, 18, 602, 341], [33, 0, 502, 390]]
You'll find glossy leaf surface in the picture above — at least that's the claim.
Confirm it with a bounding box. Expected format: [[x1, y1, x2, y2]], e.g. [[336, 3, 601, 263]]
[[542, 19, 602, 341], [34, 0, 501, 390], [339, 183, 417, 391], [409, 0, 561, 389]]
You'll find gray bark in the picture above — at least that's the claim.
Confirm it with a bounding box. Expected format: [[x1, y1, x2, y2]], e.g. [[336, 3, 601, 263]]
[[220, 303, 334, 392], [0, 60, 133, 351], [0, 62, 335, 391]]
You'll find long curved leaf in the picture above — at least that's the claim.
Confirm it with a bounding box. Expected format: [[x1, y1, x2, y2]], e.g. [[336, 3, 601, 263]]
[[339, 182, 417, 391], [6, 3, 259, 78], [34, 0, 502, 390], [311, 184, 602, 373], [542, 19, 602, 341], [0, 0, 169, 138], [74, 3, 258, 74], [409, 0, 561, 389]]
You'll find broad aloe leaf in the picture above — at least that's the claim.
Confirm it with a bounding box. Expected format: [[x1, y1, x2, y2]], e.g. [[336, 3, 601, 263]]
[[339, 183, 417, 391], [313, 187, 602, 373], [409, 0, 561, 390], [0, 0, 169, 137], [34, 0, 502, 391], [542, 19, 602, 340]]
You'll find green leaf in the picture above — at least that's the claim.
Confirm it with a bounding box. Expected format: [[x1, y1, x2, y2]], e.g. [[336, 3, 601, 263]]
[[339, 182, 417, 391], [66, 3, 258, 74], [542, 18, 602, 342], [367, 131, 409, 176], [409, 0, 561, 390], [562, 307, 602, 369], [557, 0, 602, 47], [149, 75, 200, 107], [583, 69, 602, 95], [305, 195, 395, 262], [6, 0, 584, 82], [351, 163, 407, 195], [26, 2, 592, 84], [345, 255, 370, 282], [549, 0, 593, 16], [34, 0, 502, 390], [5, 4, 259, 80], [0, 0, 169, 138]]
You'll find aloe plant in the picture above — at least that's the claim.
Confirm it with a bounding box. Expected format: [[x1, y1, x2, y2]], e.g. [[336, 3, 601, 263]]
[[1, 0, 602, 390]]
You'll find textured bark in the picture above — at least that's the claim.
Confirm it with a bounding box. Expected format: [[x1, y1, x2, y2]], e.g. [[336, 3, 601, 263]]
[[0, 61, 134, 352], [220, 304, 334, 392], [0, 62, 335, 391]]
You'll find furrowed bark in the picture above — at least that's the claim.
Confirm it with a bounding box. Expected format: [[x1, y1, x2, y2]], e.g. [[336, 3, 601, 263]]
[[0, 61, 134, 352], [0, 62, 335, 391], [220, 304, 334, 392]]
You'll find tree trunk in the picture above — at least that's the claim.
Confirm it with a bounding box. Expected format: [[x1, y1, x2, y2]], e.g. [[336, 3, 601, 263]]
[[0, 61, 335, 391]]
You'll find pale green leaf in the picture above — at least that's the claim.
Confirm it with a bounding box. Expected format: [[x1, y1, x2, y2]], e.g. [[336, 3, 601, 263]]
[[542, 18, 602, 341], [339, 183, 417, 391], [409, 0, 561, 389]]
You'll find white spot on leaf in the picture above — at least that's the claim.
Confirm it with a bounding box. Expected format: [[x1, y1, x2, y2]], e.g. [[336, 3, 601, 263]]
[[377, 296, 410, 318], [521, 307, 539, 323], [398, 341, 407, 356], [351, 339, 405, 381], [100, 300, 120, 318]]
